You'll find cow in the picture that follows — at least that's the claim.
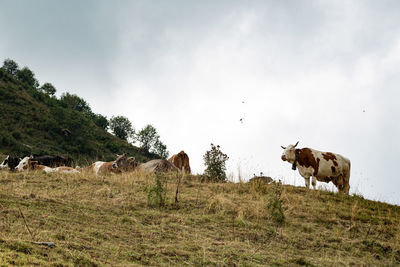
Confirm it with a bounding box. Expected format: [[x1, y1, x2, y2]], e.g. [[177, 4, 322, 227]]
[[15, 156, 37, 171], [0, 155, 21, 171], [118, 157, 137, 172], [15, 156, 79, 173], [89, 153, 129, 175], [31, 155, 72, 167], [168, 150, 191, 173], [281, 142, 351, 194], [137, 159, 180, 174], [33, 164, 80, 174]]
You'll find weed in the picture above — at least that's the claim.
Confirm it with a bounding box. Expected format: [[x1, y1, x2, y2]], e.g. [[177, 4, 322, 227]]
[[267, 182, 285, 226], [147, 174, 166, 208]]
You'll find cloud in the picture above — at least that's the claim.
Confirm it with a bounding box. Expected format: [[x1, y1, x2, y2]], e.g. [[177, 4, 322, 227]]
[[0, 0, 399, 204]]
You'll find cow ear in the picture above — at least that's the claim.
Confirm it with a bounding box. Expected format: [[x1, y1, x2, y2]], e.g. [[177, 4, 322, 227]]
[[294, 141, 299, 148], [281, 146, 286, 149]]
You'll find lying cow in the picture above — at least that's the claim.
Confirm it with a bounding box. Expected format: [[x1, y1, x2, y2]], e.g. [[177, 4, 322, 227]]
[[89, 153, 129, 175], [0, 155, 21, 171], [15, 156, 79, 173], [33, 165, 80, 174], [15, 156, 37, 171], [32, 155, 72, 167], [281, 142, 351, 194], [137, 159, 180, 174], [168, 150, 191, 173]]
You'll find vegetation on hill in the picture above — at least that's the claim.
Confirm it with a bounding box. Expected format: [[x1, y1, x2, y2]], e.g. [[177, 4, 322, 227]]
[[0, 170, 399, 266], [0, 59, 166, 164]]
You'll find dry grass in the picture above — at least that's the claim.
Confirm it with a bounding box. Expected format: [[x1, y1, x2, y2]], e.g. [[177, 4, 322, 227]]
[[0, 170, 399, 266]]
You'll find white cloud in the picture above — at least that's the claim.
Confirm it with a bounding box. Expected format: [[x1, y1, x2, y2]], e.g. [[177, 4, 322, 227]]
[[1, 0, 399, 204]]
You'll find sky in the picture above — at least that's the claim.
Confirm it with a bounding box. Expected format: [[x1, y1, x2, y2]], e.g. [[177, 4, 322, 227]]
[[1, 0, 399, 205]]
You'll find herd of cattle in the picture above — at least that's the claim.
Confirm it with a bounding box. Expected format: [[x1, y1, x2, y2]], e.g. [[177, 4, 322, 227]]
[[0, 150, 192, 175], [0, 143, 351, 194]]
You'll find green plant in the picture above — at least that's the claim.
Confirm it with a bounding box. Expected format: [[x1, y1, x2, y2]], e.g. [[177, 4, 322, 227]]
[[267, 182, 285, 226], [39, 82, 56, 96], [203, 143, 229, 182], [147, 174, 166, 208], [109, 115, 135, 141]]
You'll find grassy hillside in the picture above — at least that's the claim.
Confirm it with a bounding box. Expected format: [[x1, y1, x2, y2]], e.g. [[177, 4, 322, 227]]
[[0, 170, 399, 266], [0, 68, 156, 164]]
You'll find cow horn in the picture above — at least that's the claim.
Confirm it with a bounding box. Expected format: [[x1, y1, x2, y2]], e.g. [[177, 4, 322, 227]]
[[294, 141, 299, 147], [281, 146, 286, 149]]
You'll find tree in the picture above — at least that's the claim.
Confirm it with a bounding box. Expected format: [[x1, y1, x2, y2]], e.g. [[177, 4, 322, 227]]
[[2, 59, 19, 77], [152, 139, 169, 159], [17, 66, 38, 87], [40, 82, 56, 96], [109, 116, 135, 141], [92, 113, 109, 130], [59, 92, 92, 115], [136, 124, 158, 152], [203, 143, 229, 182]]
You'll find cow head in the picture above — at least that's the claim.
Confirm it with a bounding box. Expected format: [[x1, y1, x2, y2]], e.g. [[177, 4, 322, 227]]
[[15, 156, 35, 171], [112, 153, 127, 169], [0, 155, 9, 170], [2, 155, 23, 171], [281, 141, 299, 163], [125, 157, 138, 171]]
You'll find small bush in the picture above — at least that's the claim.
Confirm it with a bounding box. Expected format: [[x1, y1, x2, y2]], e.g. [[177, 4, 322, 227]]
[[147, 174, 166, 208], [203, 143, 229, 182], [267, 183, 285, 226]]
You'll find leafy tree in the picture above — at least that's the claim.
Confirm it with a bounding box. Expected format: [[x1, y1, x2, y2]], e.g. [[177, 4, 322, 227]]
[[152, 139, 169, 159], [136, 124, 169, 158], [59, 92, 92, 115], [40, 82, 56, 96], [92, 113, 109, 130], [17, 66, 38, 87], [136, 124, 158, 152], [203, 143, 229, 182], [2, 59, 19, 76], [109, 115, 135, 141]]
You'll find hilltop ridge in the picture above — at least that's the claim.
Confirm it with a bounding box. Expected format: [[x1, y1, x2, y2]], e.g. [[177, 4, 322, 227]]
[[0, 67, 157, 164]]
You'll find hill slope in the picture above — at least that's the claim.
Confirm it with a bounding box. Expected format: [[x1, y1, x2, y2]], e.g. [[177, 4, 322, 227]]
[[0, 171, 399, 266], [0, 68, 156, 164]]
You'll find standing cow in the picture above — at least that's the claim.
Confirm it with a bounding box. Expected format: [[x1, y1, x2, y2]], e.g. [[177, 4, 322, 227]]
[[281, 142, 351, 194], [168, 150, 191, 173]]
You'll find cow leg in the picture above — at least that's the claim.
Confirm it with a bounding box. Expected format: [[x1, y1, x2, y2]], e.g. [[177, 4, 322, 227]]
[[343, 172, 350, 194], [304, 177, 310, 189], [311, 176, 317, 190]]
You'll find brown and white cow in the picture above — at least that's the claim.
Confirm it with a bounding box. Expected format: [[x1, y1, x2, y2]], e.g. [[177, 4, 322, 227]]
[[15, 156, 36, 171], [34, 165, 80, 174], [281, 142, 351, 194], [15, 156, 79, 173], [89, 153, 129, 175], [168, 150, 191, 173]]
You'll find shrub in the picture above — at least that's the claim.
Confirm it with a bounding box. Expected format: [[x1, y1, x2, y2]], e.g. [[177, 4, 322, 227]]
[[147, 174, 166, 208], [203, 143, 229, 182], [267, 182, 285, 226]]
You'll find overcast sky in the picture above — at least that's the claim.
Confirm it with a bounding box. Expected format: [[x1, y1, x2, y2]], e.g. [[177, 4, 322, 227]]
[[1, 0, 399, 205]]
